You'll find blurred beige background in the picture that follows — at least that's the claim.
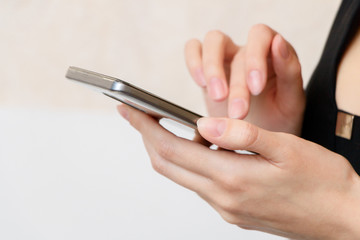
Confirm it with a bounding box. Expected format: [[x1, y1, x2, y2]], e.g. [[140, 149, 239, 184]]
[[0, 0, 341, 115]]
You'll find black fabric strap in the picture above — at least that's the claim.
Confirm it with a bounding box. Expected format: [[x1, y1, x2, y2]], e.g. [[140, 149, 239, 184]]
[[302, 0, 360, 149], [302, 0, 360, 174]]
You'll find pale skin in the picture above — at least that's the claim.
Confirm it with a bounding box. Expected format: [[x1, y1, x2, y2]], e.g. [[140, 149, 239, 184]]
[[336, 26, 360, 115], [117, 24, 360, 239]]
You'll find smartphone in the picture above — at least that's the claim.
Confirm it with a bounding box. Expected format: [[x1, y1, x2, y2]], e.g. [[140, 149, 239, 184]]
[[65, 66, 202, 129]]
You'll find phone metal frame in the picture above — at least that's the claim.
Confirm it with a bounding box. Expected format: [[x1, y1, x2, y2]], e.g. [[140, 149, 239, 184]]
[[66, 66, 202, 129]]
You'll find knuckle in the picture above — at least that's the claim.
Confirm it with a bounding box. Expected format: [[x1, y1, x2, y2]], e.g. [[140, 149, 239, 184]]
[[185, 38, 200, 53], [249, 23, 271, 35], [245, 54, 258, 68], [232, 121, 259, 149], [205, 30, 226, 43], [203, 61, 222, 77], [217, 195, 240, 213], [155, 138, 175, 159], [233, 50, 245, 61], [187, 58, 200, 71], [275, 132, 296, 158], [242, 122, 259, 148], [244, 50, 260, 69], [230, 51, 245, 68], [219, 174, 242, 192], [150, 154, 167, 175], [220, 212, 241, 225], [184, 39, 202, 69]]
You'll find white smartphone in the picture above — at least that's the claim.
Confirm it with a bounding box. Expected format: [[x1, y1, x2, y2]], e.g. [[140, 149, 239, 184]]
[[65, 66, 202, 129]]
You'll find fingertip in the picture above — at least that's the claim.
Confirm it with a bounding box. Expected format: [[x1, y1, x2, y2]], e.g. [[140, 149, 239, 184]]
[[271, 34, 302, 84], [196, 117, 207, 132], [228, 98, 248, 119], [245, 25, 275, 96], [116, 103, 125, 111], [117, 104, 129, 121], [247, 70, 264, 96], [197, 117, 227, 138], [273, 34, 289, 59]]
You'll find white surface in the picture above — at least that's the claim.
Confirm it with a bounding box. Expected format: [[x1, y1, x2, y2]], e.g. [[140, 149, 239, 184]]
[[0, 107, 284, 239]]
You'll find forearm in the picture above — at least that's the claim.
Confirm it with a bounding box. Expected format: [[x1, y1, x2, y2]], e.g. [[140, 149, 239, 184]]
[[287, 180, 360, 240], [338, 174, 360, 239], [311, 172, 360, 240], [287, 167, 360, 240]]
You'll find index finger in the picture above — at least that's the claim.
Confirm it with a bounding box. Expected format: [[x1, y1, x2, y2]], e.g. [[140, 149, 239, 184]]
[[117, 104, 225, 179], [202, 30, 239, 101], [245, 24, 277, 95], [118, 104, 270, 186], [184, 39, 207, 87]]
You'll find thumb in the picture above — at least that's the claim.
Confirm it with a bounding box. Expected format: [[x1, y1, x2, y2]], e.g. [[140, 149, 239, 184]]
[[197, 117, 284, 161]]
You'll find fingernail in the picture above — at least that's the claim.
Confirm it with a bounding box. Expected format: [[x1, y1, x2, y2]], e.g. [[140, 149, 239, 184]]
[[229, 98, 246, 119], [197, 118, 226, 137], [247, 70, 262, 96], [117, 105, 129, 121], [209, 77, 226, 100], [278, 35, 289, 59], [195, 68, 206, 87]]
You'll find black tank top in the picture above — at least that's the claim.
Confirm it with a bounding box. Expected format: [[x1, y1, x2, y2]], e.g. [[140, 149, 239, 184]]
[[302, 0, 360, 174]]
